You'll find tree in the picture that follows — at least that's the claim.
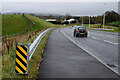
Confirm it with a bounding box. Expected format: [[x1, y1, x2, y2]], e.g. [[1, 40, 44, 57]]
[[58, 16, 64, 24], [105, 11, 120, 23], [65, 14, 72, 20]]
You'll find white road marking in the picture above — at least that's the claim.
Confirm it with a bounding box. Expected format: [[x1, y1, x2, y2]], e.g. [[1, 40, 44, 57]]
[[68, 28, 118, 45], [60, 28, 119, 76], [91, 37, 97, 39], [104, 40, 118, 45], [91, 37, 118, 45], [87, 31, 117, 39]]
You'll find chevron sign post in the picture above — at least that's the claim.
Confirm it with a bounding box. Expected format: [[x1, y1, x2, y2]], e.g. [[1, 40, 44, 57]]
[[15, 44, 29, 74]]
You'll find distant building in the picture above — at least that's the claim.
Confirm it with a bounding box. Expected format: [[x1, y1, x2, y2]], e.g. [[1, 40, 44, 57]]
[[45, 19, 57, 22], [67, 18, 75, 22], [63, 18, 75, 24]]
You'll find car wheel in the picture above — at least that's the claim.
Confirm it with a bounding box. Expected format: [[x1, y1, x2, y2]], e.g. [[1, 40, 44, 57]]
[[85, 34, 87, 37], [73, 33, 75, 36], [75, 33, 78, 37]]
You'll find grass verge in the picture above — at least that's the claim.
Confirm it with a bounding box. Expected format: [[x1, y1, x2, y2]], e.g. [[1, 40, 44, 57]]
[[0, 39, 1, 80], [2, 29, 53, 79], [108, 21, 120, 25], [86, 24, 119, 33]]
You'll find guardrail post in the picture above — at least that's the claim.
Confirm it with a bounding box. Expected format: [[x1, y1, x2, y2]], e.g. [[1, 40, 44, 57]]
[[27, 43, 31, 73], [28, 43, 31, 61]]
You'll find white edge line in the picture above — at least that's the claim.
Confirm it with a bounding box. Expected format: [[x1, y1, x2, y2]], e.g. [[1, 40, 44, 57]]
[[60, 29, 120, 76]]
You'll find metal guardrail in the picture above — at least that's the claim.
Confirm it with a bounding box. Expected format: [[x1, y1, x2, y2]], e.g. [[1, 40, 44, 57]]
[[88, 28, 113, 31], [15, 27, 55, 74], [28, 28, 53, 61]]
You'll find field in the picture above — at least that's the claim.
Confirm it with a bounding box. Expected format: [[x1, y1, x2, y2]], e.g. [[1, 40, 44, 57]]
[[85, 24, 119, 32], [108, 21, 120, 25]]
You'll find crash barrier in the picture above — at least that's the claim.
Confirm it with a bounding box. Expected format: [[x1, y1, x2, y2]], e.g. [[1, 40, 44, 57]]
[[15, 28, 53, 74], [88, 28, 113, 31]]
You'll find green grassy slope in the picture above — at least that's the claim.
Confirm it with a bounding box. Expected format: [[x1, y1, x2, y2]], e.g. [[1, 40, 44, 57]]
[[2, 14, 57, 36], [25, 15, 56, 32], [2, 15, 30, 35]]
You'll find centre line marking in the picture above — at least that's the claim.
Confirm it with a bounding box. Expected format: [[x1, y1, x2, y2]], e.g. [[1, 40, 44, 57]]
[[104, 40, 118, 45]]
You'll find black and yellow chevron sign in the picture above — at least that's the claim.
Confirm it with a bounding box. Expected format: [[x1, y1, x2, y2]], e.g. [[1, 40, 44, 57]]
[[15, 44, 28, 74]]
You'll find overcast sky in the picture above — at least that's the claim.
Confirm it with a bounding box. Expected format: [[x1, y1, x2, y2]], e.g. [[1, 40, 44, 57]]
[[1, 0, 120, 16], [2, 0, 120, 2]]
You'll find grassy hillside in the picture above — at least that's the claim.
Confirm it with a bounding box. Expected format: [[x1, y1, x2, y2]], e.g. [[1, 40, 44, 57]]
[[25, 15, 56, 32], [2, 14, 57, 35], [2, 15, 30, 35]]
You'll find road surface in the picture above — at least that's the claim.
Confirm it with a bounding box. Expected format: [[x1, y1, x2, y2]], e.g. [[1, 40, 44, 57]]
[[61, 27, 119, 74], [37, 28, 119, 79]]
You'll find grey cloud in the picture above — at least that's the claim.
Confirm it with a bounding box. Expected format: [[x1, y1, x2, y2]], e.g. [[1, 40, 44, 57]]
[[2, 2, 118, 16]]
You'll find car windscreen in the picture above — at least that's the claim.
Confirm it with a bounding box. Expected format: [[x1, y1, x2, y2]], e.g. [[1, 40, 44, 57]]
[[78, 27, 86, 30]]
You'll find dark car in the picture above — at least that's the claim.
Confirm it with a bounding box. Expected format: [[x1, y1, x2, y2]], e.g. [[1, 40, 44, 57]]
[[73, 27, 88, 37]]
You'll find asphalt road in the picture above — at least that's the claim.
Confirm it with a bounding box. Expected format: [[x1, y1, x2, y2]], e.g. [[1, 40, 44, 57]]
[[60, 27, 118, 74], [38, 28, 119, 79]]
